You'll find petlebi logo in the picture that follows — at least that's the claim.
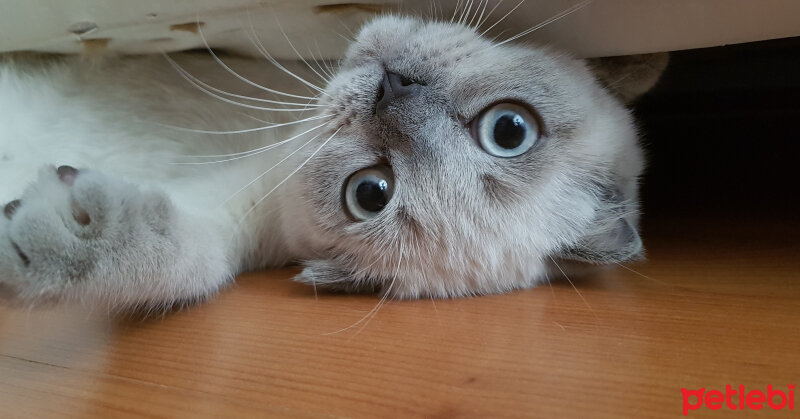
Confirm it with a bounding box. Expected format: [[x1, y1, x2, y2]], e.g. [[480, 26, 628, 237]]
[[681, 384, 795, 416]]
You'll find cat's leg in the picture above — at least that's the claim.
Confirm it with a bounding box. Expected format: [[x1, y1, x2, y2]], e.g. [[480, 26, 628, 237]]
[[0, 166, 235, 310]]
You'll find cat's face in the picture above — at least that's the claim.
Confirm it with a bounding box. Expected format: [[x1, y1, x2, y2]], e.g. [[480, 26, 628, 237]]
[[283, 15, 648, 298]]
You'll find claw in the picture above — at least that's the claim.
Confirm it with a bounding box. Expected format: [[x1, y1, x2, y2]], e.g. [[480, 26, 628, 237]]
[[10, 242, 30, 266], [3, 200, 20, 220]]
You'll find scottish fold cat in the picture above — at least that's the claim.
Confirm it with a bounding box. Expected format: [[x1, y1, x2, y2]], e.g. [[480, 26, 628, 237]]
[[0, 14, 665, 310]]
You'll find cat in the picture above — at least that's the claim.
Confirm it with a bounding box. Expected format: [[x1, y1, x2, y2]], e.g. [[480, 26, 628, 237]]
[[0, 14, 666, 311]]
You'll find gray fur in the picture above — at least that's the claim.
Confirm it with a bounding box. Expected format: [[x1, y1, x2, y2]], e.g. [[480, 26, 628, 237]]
[[284, 16, 655, 298], [0, 15, 662, 309]]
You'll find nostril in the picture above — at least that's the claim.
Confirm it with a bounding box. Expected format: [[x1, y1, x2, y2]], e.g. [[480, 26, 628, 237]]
[[376, 71, 424, 113], [375, 72, 393, 112], [376, 83, 385, 102], [386, 72, 423, 97], [11, 242, 29, 266]]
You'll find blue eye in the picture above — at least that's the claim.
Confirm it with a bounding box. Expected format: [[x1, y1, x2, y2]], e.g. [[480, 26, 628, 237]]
[[344, 165, 395, 221], [474, 103, 540, 157]]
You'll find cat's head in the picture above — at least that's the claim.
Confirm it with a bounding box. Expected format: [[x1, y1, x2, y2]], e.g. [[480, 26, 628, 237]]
[[282, 15, 664, 298]]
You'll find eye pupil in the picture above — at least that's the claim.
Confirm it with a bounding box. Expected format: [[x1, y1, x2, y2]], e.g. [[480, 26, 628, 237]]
[[473, 103, 540, 158], [493, 114, 527, 149], [344, 166, 395, 221], [356, 179, 389, 212]]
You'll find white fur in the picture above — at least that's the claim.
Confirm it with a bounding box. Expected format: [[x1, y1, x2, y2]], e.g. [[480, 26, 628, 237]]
[[0, 54, 317, 308], [0, 16, 650, 310]]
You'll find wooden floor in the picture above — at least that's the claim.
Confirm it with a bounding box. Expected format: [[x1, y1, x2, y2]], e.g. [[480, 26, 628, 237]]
[[1, 215, 798, 418]]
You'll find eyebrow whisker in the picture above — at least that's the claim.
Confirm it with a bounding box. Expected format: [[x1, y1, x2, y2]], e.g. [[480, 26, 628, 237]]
[[194, 13, 321, 101], [158, 113, 333, 135], [494, 0, 593, 47], [480, 0, 525, 38], [163, 53, 327, 109], [171, 121, 330, 164]]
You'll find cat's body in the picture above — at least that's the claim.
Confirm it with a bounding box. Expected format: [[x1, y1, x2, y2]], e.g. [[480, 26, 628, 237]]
[[0, 53, 317, 305], [0, 16, 660, 310]]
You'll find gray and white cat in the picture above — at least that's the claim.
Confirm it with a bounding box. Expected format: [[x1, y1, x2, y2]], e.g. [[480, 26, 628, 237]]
[[0, 15, 665, 310]]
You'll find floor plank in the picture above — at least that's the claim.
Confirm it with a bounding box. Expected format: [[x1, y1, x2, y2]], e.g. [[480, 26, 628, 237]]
[[1, 218, 798, 418]]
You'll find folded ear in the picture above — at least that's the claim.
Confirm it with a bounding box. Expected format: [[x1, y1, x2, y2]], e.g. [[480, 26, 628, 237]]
[[586, 52, 669, 104], [558, 184, 644, 264], [559, 217, 643, 264]]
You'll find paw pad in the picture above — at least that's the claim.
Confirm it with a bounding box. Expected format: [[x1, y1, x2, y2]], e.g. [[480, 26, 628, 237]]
[[57, 165, 79, 186], [72, 201, 91, 226]]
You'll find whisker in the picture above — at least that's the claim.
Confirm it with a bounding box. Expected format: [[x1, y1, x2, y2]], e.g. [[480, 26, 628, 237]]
[[158, 113, 332, 135], [466, 0, 480, 25], [273, 16, 333, 85], [476, 0, 505, 29], [222, 129, 327, 206], [480, 0, 525, 37], [494, 0, 592, 47], [353, 247, 403, 336], [171, 122, 329, 164], [427, 0, 438, 21], [408, 232, 443, 321], [239, 112, 283, 126], [162, 53, 327, 109], [244, 14, 329, 95], [335, 17, 357, 41], [475, 0, 493, 29], [349, 255, 384, 280], [325, 242, 403, 336], [193, 14, 319, 101], [323, 280, 392, 336], [544, 269, 557, 298], [603, 72, 638, 91], [307, 44, 336, 81], [488, 28, 512, 43], [163, 54, 326, 113], [614, 262, 673, 288], [317, 42, 342, 82], [311, 274, 318, 300], [450, 0, 463, 23], [548, 255, 598, 321], [463, 0, 478, 27], [458, 0, 474, 25], [430, 296, 442, 324], [437, 0, 447, 22], [333, 30, 354, 43], [352, 282, 393, 336], [234, 127, 342, 219], [467, 0, 487, 29]]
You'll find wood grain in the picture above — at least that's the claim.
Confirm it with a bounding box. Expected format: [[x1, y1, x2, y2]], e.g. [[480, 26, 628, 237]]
[[1, 217, 798, 418]]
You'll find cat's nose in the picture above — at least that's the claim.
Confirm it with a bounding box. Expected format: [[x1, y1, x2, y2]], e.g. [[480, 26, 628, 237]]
[[375, 71, 423, 113]]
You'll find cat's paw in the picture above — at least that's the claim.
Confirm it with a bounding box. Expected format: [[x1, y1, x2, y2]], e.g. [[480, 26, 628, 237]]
[[0, 166, 173, 303]]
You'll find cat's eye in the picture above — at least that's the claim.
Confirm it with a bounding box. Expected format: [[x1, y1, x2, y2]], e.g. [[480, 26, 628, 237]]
[[472, 102, 541, 158], [344, 165, 395, 221]]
